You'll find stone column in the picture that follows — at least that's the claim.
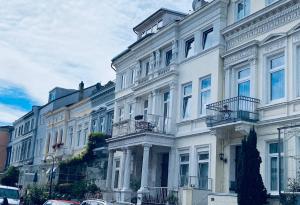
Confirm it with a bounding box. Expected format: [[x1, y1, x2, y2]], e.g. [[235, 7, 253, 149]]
[[139, 144, 151, 192], [137, 144, 151, 205], [122, 148, 132, 191], [106, 150, 114, 190], [120, 149, 127, 189], [167, 147, 176, 189], [168, 83, 176, 133]]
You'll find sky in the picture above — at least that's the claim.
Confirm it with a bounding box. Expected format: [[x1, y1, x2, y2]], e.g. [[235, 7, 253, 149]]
[[0, 0, 193, 125]]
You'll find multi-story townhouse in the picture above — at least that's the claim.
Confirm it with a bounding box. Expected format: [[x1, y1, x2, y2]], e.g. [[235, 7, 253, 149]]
[[91, 81, 115, 136], [7, 106, 40, 188], [107, 0, 227, 204], [205, 0, 300, 204], [0, 126, 13, 172], [108, 0, 300, 205], [25, 81, 115, 186]]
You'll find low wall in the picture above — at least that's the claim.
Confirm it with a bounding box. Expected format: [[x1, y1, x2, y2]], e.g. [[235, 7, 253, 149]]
[[208, 193, 237, 205]]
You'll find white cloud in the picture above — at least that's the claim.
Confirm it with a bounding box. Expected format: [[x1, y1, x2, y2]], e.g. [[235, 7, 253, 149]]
[[0, 0, 192, 123], [0, 103, 26, 125]]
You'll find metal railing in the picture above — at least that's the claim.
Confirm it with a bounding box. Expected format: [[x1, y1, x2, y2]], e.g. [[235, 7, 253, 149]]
[[136, 66, 173, 85], [206, 96, 260, 127], [142, 187, 178, 205], [113, 114, 172, 137], [179, 176, 212, 191]]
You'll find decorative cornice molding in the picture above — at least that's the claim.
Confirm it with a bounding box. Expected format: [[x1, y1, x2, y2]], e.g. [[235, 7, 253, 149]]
[[224, 45, 258, 68], [224, 1, 300, 50]]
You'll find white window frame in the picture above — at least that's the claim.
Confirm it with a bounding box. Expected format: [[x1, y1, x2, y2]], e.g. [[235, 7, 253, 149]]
[[237, 67, 251, 97], [130, 69, 135, 85], [202, 27, 214, 50], [129, 104, 133, 119], [120, 73, 126, 90], [179, 153, 190, 187], [182, 83, 192, 120], [118, 107, 124, 122], [295, 45, 300, 98], [165, 48, 173, 67], [99, 117, 105, 132], [268, 53, 285, 102], [185, 37, 195, 59], [113, 158, 121, 189], [77, 126, 82, 147], [143, 100, 149, 120], [199, 76, 211, 116], [68, 127, 73, 147], [267, 142, 284, 194], [235, 0, 250, 21]]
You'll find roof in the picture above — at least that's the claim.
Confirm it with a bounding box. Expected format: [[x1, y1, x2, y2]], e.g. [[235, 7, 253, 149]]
[[133, 8, 187, 31], [111, 33, 154, 62]]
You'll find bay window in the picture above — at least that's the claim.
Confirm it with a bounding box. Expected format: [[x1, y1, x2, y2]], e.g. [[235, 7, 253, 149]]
[[185, 37, 195, 58], [163, 92, 170, 132], [182, 83, 192, 119], [199, 76, 211, 115], [202, 28, 214, 50], [269, 54, 285, 101], [237, 68, 250, 97], [179, 153, 190, 187]]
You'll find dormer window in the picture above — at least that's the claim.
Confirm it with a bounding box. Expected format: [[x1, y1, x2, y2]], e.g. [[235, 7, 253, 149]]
[[185, 37, 195, 59]]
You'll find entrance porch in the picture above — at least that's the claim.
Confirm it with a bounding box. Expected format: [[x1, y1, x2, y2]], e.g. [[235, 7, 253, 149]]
[[105, 131, 176, 205]]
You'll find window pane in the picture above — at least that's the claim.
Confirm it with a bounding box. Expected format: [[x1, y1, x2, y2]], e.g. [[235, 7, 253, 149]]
[[271, 70, 285, 100], [166, 50, 173, 66], [185, 38, 195, 58], [180, 154, 189, 162], [198, 162, 209, 189], [184, 84, 192, 95], [203, 28, 214, 50], [199, 152, 209, 160], [238, 68, 250, 79], [270, 157, 278, 191], [180, 164, 189, 187], [201, 77, 211, 89], [183, 96, 191, 118], [271, 56, 284, 69], [201, 90, 211, 114], [269, 142, 283, 154], [237, 3, 245, 20], [238, 80, 250, 97]]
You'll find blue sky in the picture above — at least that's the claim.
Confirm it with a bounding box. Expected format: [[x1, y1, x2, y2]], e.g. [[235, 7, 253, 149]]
[[0, 0, 192, 125]]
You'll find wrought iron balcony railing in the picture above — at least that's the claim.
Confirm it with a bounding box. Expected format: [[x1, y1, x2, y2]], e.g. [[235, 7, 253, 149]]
[[206, 96, 260, 127], [113, 114, 172, 137]]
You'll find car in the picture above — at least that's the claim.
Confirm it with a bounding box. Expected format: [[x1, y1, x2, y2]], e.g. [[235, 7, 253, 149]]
[[80, 199, 112, 205], [43, 200, 80, 205], [0, 185, 20, 205]]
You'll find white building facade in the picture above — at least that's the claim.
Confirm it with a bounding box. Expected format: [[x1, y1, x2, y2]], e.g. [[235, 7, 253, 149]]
[[107, 0, 300, 205]]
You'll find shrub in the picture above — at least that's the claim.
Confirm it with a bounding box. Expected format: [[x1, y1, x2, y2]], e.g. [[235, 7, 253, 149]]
[[0, 166, 19, 187]]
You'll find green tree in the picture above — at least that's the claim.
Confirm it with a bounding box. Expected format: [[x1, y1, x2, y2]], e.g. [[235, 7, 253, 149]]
[[237, 128, 268, 205], [0, 166, 19, 187]]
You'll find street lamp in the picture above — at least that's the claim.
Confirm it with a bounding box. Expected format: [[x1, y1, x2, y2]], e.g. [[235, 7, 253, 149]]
[[44, 155, 55, 199]]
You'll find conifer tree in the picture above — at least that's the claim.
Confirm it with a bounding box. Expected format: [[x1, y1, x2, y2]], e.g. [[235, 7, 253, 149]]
[[237, 128, 268, 205]]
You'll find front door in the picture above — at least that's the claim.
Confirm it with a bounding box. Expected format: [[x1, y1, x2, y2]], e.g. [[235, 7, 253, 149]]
[[230, 145, 242, 192], [161, 153, 169, 187]]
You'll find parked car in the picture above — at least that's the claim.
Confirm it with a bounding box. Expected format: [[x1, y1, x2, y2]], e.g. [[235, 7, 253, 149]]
[[0, 185, 20, 205], [80, 200, 112, 205], [43, 200, 80, 205]]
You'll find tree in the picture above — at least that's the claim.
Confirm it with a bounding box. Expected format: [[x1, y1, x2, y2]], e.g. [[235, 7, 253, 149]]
[[0, 166, 19, 187], [237, 128, 268, 205]]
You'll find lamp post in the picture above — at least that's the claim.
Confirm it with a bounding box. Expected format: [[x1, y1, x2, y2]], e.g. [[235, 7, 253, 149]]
[[45, 155, 55, 199]]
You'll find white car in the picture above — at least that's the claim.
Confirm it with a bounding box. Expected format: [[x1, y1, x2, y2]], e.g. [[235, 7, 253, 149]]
[[80, 200, 112, 205], [0, 185, 20, 205]]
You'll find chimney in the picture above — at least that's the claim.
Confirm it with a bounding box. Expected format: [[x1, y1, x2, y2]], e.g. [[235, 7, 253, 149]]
[[79, 81, 84, 100]]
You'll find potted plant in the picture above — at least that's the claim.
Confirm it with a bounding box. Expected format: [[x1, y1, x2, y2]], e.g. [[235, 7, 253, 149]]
[[167, 193, 178, 205]]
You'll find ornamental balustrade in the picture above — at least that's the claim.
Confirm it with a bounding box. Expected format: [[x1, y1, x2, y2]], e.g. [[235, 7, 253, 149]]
[[206, 96, 260, 127]]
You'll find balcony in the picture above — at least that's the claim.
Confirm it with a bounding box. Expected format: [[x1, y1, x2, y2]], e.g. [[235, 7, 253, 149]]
[[113, 114, 172, 137], [206, 96, 260, 127], [136, 65, 174, 86]]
